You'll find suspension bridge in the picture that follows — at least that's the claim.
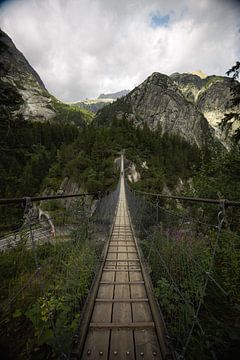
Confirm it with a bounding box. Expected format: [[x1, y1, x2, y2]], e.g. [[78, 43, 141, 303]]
[[71, 155, 171, 359], [0, 155, 239, 359]]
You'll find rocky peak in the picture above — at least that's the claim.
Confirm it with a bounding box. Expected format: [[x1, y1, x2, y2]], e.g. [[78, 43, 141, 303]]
[[0, 29, 45, 88], [98, 89, 129, 99], [129, 72, 218, 148], [171, 72, 239, 144], [96, 72, 218, 148], [191, 70, 207, 79], [0, 29, 55, 122]]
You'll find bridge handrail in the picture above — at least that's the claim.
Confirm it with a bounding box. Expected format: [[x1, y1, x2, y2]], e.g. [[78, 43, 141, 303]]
[[0, 192, 104, 205], [127, 186, 240, 207]]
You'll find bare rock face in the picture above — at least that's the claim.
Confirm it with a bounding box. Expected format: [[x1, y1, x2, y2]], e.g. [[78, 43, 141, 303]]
[[171, 73, 240, 145], [96, 71, 239, 148], [128, 73, 216, 148], [0, 29, 55, 122]]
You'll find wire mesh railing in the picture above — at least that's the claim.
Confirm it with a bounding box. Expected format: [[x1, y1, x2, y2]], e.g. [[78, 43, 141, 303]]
[[125, 183, 240, 360], [0, 184, 120, 359]]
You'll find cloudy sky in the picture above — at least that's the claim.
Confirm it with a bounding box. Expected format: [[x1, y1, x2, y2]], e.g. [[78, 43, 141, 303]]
[[0, 0, 240, 101]]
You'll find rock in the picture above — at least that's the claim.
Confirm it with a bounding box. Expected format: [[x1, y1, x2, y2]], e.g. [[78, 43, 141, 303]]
[[127, 162, 140, 183], [73, 98, 115, 113], [171, 73, 240, 146], [0, 29, 55, 122], [98, 89, 130, 99], [96, 72, 217, 148], [95, 71, 239, 148], [73, 89, 130, 113]]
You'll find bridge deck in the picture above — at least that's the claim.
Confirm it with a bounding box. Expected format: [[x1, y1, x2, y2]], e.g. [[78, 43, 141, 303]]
[[75, 156, 171, 359]]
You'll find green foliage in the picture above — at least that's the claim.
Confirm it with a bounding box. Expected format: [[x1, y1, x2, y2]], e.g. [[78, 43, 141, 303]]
[[51, 97, 94, 126], [203, 75, 223, 90], [94, 96, 132, 126], [141, 218, 240, 358], [0, 119, 79, 232], [219, 61, 240, 142], [43, 118, 200, 197], [185, 144, 240, 230], [0, 201, 99, 359]]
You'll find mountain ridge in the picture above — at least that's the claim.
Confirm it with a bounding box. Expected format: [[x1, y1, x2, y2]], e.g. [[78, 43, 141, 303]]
[[73, 90, 130, 113], [0, 28, 55, 122], [95, 71, 239, 148], [98, 89, 129, 99], [0, 29, 91, 126], [95, 72, 219, 148]]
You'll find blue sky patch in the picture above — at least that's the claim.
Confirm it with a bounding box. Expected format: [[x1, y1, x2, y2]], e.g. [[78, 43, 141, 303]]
[[0, 0, 11, 8], [150, 13, 170, 28]]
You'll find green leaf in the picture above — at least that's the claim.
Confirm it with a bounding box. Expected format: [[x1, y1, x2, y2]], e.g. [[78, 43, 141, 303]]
[[12, 309, 22, 318]]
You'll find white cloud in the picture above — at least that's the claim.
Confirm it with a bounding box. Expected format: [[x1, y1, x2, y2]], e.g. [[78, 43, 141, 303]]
[[0, 0, 239, 101]]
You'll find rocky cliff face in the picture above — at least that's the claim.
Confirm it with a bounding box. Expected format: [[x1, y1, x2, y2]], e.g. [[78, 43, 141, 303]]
[[0, 29, 55, 122], [96, 71, 239, 148], [171, 73, 239, 143], [96, 72, 217, 148]]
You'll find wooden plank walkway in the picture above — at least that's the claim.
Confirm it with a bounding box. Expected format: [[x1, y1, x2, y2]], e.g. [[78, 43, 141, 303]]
[[72, 156, 173, 360]]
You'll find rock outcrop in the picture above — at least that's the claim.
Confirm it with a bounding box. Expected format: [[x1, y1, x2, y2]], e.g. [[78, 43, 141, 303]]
[[98, 89, 129, 100], [74, 98, 115, 113], [0, 29, 55, 122], [96, 72, 218, 148], [73, 90, 130, 113], [171, 73, 240, 144], [96, 71, 240, 148]]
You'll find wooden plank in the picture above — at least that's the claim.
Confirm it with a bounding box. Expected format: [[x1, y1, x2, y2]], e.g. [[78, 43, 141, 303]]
[[108, 245, 118, 252], [134, 329, 163, 360], [129, 207, 173, 359], [96, 299, 148, 303], [100, 281, 144, 285], [130, 284, 147, 299], [130, 271, 144, 281], [105, 259, 140, 262], [81, 329, 110, 360], [108, 251, 137, 254], [115, 270, 129, 282], [130, 265, 153, 325], [91, 271, 114, 323], [91, 303, 113, 322], [109, 330, 135, 360], [103, 269, 141, 272], [104, 265, 140, 269], [106, 252, 117, 260], [101, 271, 115, 282], [128, 252, 139, 260], [114, 284, 130, 299], [97, 284, 114, 299], [110, 241, 134, 244], [112, 268, 132, 330], [118, 245, 132, 252], [90, 322, 155, 328]]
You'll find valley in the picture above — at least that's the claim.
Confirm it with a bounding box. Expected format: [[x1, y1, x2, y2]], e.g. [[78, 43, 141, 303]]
[[0, 25, 240, 360]]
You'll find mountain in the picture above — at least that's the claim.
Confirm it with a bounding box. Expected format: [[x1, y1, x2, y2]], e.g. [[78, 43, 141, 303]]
[[0, 29, 91, 126], [0, 29, 56, 122], [170, 72, 239, 142], [95, 72, 220, 148], [73, 90, 130, 113], [98, 89, 130, 99], [73, 98, 115, 113]]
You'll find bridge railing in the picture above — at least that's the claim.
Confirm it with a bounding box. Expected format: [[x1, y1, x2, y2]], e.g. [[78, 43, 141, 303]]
[[125, 183, 240, 360], [0, 184, 120, 359]]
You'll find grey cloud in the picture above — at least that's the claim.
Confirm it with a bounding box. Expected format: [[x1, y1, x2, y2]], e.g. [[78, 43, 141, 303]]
[[0, 0, 239, 101]]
